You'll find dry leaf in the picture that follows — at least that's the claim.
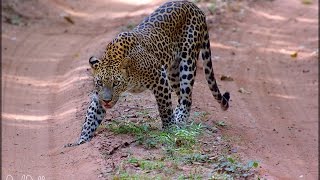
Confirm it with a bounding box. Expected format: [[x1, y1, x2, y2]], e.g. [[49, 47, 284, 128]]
[[220, 75, 234, 81], [64, 16, 74, 24], [301, 0, 312, 4], [238, 87, 251, 94], [73, 53, 79, 58], [290, 51, 298, 58]]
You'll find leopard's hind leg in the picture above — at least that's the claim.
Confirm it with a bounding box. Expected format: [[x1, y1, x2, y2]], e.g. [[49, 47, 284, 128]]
[[170, 24, 203, 126]]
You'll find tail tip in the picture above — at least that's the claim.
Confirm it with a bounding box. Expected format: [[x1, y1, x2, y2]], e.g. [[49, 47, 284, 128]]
[[223, 92, 230, 101], [221, 92, 230, 111]]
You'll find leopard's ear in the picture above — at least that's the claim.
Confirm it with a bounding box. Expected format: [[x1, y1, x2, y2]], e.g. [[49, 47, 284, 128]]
[[119, 57, 131, 74], [89, 56, 101, 69]]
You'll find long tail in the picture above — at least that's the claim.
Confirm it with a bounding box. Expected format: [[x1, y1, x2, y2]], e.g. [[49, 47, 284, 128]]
[[201, 30, 230, 111]]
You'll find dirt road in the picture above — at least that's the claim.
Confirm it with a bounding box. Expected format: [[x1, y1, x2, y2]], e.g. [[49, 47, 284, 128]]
[[209, 1, 318, 179], [2, 0, 318, 179]]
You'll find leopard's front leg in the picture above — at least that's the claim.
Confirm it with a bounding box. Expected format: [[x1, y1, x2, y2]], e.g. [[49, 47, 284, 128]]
[[64, 92, 106, 147]]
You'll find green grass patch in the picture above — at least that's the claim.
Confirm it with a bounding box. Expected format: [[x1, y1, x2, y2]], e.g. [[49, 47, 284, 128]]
[[106, 121, 204, 152], [216, 121, 227, 127], [178, 173, 203, 180], [113, 172, 163, 180], [301, 0, 313, 5], [127, 157, 165, 171], [107, 121, 149, 135], [192, 111, 210, 121], [211, 156, 259, 179], [181, 153, 211, 164], [105, 118, 259, 179]]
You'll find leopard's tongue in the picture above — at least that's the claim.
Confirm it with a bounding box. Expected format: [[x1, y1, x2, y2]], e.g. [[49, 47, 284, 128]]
[[102, 100, 112, 108], [103, 100, 111, 105]]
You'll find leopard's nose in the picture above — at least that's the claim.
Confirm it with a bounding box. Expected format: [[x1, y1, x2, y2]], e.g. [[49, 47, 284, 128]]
[[102, 87, 113, 100]]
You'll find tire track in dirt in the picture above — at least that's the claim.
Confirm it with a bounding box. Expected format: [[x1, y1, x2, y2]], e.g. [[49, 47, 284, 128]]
[[194, 0, 318, 179], [2, 1, 164, 179], [2, 26, 101, 179], [2, 12, 115, 180]]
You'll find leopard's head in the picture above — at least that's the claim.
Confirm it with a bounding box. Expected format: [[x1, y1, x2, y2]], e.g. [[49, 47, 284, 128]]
[[89, 32, 140, 109], [89, 53, 131, 109]]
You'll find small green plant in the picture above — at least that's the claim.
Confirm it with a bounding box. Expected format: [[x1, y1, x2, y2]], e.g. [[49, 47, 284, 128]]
[[107, 121, 149, 135], [106, 121, 204, 151], [126, 22, 136, 30], [128, 157, 165, 171], [171, 123, 203, 146], [208, 2, 217, 14], [178, 173, 202, 180], [159, 123, 204, 157], [121, 21, 137, 31], [136, 109, 151, 117], [182, 153, 211, 164], [192, 111, 210, 121], [191, 0, 201, 3], [216, 121, 227, 127], [211, 156, 259, 179], [113, 172, 162, 180], [210, 172, 233, 180], [301, 0, 313, 4]]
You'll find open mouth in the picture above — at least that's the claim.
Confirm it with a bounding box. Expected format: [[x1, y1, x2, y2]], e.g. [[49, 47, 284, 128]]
[[102, 100, 112, 109]]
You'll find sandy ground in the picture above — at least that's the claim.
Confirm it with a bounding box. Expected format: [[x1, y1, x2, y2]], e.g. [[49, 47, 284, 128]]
[[2, 0, 318, 179]]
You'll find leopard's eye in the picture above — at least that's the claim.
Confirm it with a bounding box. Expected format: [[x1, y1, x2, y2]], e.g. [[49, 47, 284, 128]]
[[113, 80, 119, 87], [96, 80, 103, 87]]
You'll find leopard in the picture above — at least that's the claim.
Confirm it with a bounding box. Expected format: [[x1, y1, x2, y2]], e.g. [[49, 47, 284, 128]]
[[66, 0, 230, 147], [64, 91, 106, 147]]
